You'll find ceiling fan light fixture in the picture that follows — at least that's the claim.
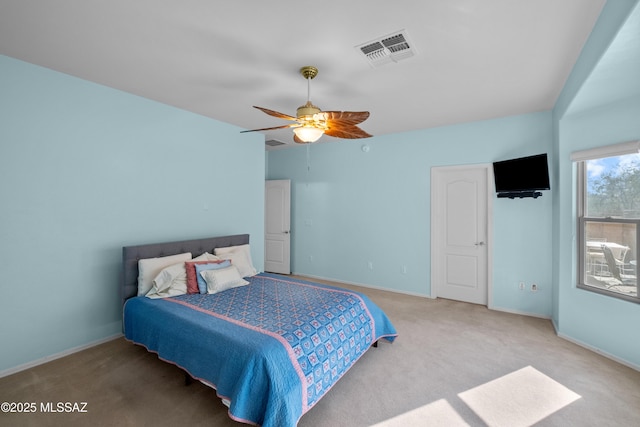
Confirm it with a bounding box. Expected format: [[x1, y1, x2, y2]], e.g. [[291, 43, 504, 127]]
[[293, 126, 324, 143]]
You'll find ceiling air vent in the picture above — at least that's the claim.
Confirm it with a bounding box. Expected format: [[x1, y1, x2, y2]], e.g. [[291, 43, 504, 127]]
[[356, 30, 416, 68], [265, 139, 286, 147]]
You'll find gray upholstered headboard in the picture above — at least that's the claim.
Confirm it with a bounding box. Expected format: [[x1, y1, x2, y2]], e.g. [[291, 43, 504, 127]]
[[121, 234, 250, 304]]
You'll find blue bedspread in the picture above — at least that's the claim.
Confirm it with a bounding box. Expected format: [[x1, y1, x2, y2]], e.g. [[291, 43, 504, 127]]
[[124, 273, 397, 426]]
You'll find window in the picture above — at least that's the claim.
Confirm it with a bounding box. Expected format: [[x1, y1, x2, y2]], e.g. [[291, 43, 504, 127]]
[[574, 141, 640, 303]]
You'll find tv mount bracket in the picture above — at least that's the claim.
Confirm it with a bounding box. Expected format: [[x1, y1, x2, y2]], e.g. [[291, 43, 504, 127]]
[[497, 191, 543, 199]]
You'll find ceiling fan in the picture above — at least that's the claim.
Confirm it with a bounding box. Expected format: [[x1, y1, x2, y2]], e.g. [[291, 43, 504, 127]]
[[241, 66, 372, 143]]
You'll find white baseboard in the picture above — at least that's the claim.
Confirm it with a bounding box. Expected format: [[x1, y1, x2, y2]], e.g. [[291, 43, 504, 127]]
[[555, 331, 640, 372], [294, 273, 559, 320], [292, 272, 433, 299], [551, 319, 639, 371], [295, 273, 558, 321], [0, 333, 123, 379], [489, 305, 552, 320], [300, 273, 639, 372]]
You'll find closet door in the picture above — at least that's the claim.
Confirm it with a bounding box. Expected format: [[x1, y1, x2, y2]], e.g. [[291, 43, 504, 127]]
[[265, 179, 291, 274]]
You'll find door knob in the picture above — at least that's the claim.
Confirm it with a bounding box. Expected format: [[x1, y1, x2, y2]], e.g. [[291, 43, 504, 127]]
[[474, 241, 485, 246]]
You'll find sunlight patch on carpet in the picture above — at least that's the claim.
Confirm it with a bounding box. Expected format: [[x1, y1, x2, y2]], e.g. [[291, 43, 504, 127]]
[[371, 399, 470, 427], [458, 366, 581, 427]]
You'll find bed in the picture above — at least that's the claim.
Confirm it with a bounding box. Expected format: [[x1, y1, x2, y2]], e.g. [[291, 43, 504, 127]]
[[122, 234, 397, 427]]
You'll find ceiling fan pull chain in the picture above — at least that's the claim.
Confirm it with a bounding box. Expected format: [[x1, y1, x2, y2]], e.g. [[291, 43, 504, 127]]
[[306, 143, 311, 172]]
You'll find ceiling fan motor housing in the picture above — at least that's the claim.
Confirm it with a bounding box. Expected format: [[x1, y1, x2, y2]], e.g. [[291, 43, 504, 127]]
[[296, 101, 321, 119]]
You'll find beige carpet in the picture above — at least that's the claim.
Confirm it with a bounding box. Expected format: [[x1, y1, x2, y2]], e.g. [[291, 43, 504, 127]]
[[1, 277, 639, 426]]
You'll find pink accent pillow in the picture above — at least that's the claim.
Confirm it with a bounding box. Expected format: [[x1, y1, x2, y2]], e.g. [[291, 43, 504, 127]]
[[185, 260, 227, 294]]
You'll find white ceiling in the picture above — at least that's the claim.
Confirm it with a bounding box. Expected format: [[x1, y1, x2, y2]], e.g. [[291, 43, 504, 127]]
[[0, 0, 606, 148]]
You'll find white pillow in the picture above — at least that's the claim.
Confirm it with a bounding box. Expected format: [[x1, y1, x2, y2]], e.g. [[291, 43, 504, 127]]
[[201, 265, 249, 294], [192, 252, 220, 262], [214, 244, 257, 278], [145, 261, 188, 299], [137, 252, 192, 296]]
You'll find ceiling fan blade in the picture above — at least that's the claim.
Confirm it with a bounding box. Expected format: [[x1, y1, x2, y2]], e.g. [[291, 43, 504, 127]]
[[253, 106, 298, 121], [321, 111, 370, 126], [324, 123, 372, 139], [240, 123, 298, 133]]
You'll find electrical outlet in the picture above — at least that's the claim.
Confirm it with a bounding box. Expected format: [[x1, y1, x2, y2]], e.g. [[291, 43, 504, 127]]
[[531, 283, 538, 292], [308, 255, 313, 262], [519, 282, 525, 290], [401, 265, 407, 274], [367, 261, 374, 270]]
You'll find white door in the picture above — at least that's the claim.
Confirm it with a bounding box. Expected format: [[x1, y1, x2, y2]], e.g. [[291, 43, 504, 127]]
[[431, 165, 491, 305], [265, 180, 291, 274]]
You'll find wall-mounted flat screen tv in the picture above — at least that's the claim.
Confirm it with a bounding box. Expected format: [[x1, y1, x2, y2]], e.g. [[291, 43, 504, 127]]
[[493, 153, 550, 198]]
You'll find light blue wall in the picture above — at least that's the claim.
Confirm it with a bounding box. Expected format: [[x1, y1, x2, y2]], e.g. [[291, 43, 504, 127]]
[[0, 55, 265, 372], [2, 0, 638, 375], [552, 0, 640, 369], [267, 111, 553, 317]]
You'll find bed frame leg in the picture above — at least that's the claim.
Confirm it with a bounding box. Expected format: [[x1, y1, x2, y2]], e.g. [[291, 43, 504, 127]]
[[184, 372, 194, 386], [373, 340, 378, 348]]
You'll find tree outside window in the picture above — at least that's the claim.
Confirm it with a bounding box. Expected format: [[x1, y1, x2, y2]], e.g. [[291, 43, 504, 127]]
[[587, 155, 640, 218]]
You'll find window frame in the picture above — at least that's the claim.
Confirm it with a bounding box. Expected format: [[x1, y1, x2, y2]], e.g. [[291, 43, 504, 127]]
[[574, 141, 640, 304]]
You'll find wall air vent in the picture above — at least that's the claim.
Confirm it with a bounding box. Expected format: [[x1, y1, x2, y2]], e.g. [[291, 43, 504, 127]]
[[356, 30, 416, 68]]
